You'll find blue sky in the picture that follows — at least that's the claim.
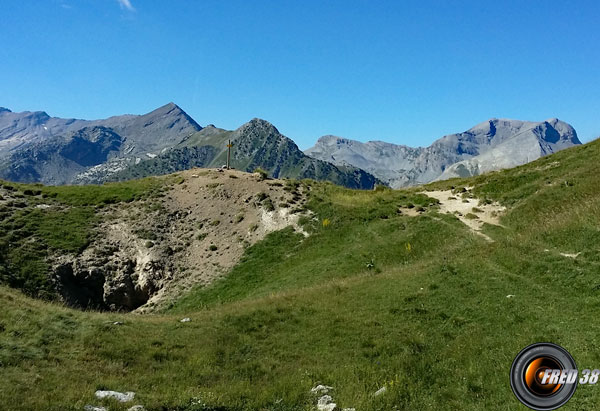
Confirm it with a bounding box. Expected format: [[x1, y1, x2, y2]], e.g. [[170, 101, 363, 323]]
[[2, 1, 599, 149]]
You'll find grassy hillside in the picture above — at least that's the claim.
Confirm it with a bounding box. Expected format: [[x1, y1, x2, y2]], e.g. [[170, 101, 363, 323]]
[[1, 139, 600, 410]]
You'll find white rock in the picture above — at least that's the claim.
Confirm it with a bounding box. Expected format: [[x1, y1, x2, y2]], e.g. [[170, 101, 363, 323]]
[[127, 406, 146, 411], [342, 408, 356, 411], [374, 386, 387, 396], [113, 321, 123, 326], [310, 384, 333, 394], [180, 317, 191, 323], [317, 395, 336, 411], [560, 252, 581, 258], [506, 295, 515, 298], [84, 406, 107, 411], [95, 390, 135, 402]]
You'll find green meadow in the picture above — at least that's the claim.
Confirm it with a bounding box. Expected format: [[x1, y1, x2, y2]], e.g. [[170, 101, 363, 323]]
[[1, 140, 600, 410]]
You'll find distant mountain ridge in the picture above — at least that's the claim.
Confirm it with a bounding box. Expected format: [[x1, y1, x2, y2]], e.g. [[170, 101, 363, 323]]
[[0, 104, 379, 189], [0, 103, 582, 188], [0, 102, 201, 157], [0, 103, 203, 185], [305, 118, 581, 187], [106, 119, 380, 189]]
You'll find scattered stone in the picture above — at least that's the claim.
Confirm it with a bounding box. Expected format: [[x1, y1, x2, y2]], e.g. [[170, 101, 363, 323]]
[[127, 406, 146, 411], [342, 408, 356, 411], [560, 252, 581, 258], [374, 386, 387, 396], [317, 395, 336, 411], [84, 406, 107, 411], [506, 295, 515, 298], [310, 384, 333, 394], [95, 390, 135, 402], [180, 317, 191, 323], [113, 321, 123, 326]]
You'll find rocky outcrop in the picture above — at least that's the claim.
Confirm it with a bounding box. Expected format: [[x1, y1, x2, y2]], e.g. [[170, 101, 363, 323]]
[[52, 234, 173, 311]]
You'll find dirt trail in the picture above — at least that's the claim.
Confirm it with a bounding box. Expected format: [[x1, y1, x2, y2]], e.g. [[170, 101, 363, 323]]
[[423, 188, 505, 241]]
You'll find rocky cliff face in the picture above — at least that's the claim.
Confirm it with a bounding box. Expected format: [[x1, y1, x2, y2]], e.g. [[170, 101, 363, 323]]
[[436, 118, 580, 180], [305, 118, 581, 187]]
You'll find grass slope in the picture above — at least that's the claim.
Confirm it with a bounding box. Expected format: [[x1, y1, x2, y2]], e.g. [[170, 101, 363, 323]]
[[1, 140, 600, 409]]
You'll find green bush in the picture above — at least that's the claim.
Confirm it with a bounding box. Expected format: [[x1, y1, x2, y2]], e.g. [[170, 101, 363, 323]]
[[256, 192, 268, 201], [134, 229, 158, 240], [262, 198, 275, 212], [254, 168, 268, 181]]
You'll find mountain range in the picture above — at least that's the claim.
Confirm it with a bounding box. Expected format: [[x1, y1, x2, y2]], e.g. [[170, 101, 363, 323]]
[[0, 104, 378, 189], [0, 104, 581, 188], [305, 118, 581, 188]]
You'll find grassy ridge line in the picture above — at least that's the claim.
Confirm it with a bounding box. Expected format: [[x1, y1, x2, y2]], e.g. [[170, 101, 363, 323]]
[[1, 176, 166, 206]]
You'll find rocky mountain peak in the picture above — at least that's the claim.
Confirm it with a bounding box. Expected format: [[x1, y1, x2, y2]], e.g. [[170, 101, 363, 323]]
[[29, 110, 51, 123], [0, 107, 11, 113], [144, 102, 201, 128], [238, 118, 281, 135]]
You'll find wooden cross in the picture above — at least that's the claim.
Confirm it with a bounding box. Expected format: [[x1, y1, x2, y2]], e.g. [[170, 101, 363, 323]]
[[226, 139, 233, 169]]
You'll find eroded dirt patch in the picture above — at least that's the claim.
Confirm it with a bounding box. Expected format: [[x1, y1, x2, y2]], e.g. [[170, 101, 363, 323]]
[[51, 169, 310, 312], [423, 188, 505, 241]]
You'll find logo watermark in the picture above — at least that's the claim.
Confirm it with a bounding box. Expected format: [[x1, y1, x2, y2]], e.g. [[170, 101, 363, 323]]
[[510, 343, 599, 410]]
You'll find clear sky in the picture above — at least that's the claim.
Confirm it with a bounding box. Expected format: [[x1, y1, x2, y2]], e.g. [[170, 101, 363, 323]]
[[2, 0, 599, 149]]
